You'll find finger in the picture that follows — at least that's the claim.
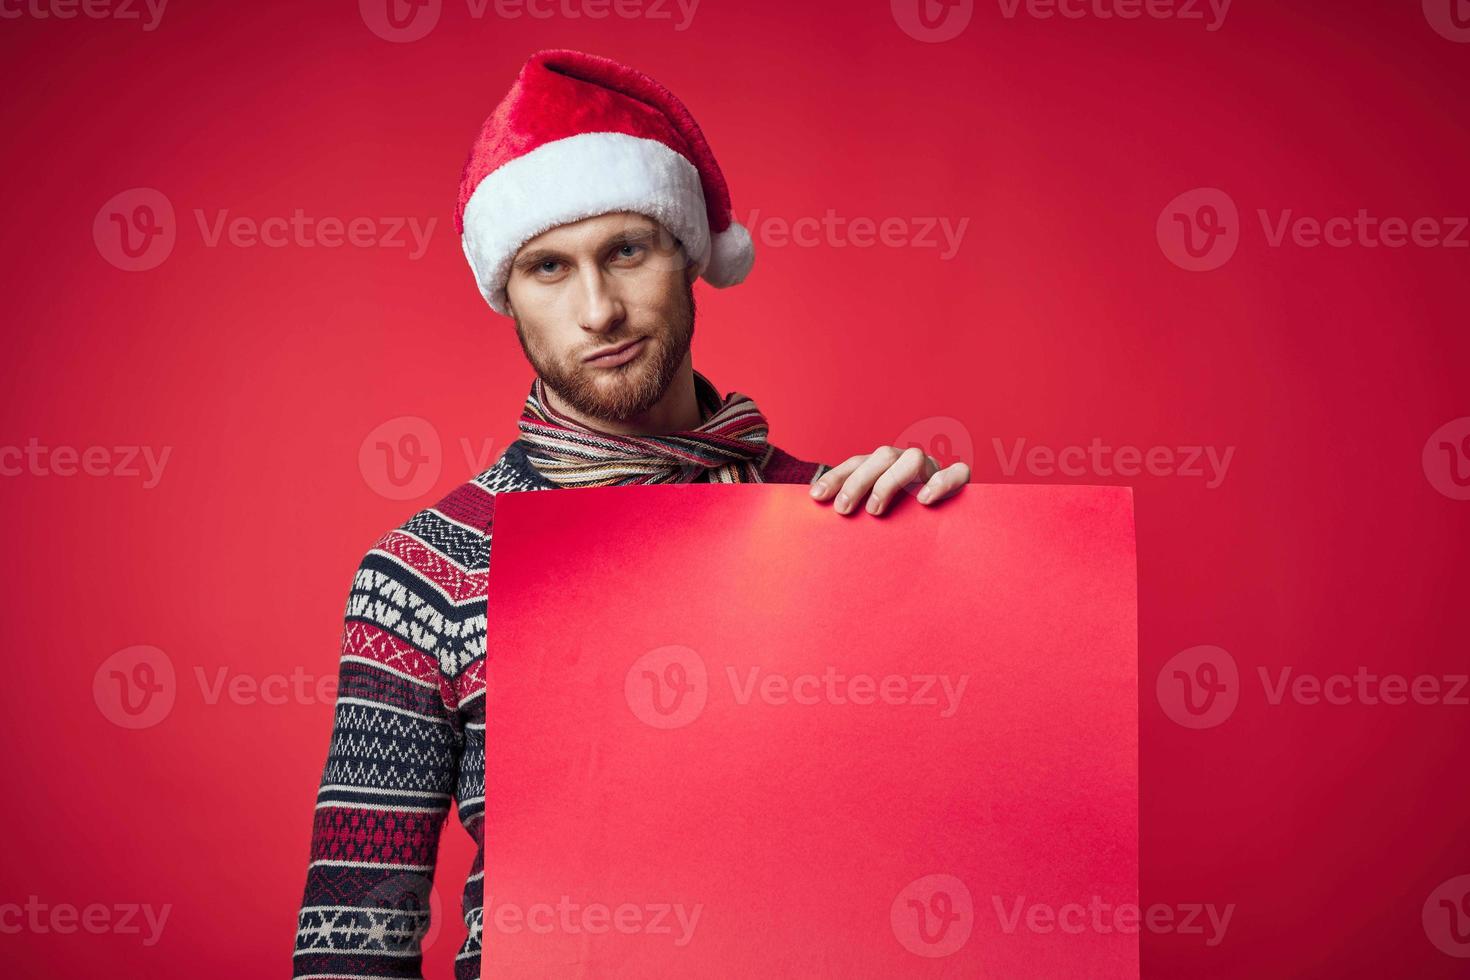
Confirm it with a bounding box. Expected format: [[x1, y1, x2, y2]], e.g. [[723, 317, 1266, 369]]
[[916, 462, 971, 504], [866, 447, 932, 515], [833, 446, 903, 515], [810, 455, 867, 500]]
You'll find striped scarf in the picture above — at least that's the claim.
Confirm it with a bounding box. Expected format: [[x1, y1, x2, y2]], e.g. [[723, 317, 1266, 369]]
[[518, 370, 774, 487]]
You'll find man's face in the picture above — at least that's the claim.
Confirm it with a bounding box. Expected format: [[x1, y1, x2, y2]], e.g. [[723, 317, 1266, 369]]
[[506, 211, 697, 424]]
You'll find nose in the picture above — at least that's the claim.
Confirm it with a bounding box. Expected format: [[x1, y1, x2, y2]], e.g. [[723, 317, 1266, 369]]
[[574, 265, 627, 335]]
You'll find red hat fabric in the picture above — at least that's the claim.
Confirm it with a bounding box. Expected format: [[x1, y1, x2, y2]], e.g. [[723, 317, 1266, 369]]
[[455, 49, 755, 316]]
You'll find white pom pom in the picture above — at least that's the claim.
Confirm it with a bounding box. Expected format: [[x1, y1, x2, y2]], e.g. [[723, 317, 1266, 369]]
[[701, 221, 755, 288]]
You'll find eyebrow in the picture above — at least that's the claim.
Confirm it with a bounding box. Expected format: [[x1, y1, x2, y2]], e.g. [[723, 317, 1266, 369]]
[[512, 228, 661, 272]]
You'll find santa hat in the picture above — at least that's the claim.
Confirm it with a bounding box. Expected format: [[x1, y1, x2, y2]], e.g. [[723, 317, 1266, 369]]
[[455, 49, 755, 316]]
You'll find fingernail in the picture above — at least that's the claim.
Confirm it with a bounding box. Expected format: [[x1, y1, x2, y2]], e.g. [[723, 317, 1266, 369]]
[[835, 494, 849, 512], [867, 498, 881, 514], [917, 488, 932, 503], [810, 483, 822, 497]]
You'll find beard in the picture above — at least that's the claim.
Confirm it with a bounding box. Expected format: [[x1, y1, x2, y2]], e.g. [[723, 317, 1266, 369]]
[[514, 283, 697, 425]]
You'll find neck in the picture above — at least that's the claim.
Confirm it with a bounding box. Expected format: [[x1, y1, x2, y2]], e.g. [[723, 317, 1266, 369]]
[[542, 353, 703, 436]]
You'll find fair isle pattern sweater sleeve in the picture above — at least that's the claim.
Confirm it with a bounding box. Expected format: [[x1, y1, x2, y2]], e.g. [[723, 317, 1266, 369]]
[[293, 439, 823, 979], [294, 446, 553, 979]]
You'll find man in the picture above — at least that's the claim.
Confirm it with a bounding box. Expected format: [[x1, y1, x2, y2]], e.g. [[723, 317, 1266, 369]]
[[293, 49, 970, 979]]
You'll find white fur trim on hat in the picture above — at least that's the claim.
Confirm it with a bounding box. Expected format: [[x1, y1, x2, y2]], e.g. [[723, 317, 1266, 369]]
[[460, 131, 713, 315], [704, 220, 754, 287]]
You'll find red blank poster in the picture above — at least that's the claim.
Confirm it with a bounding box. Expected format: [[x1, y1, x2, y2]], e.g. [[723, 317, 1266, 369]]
[[483, 483, 1138, 979]]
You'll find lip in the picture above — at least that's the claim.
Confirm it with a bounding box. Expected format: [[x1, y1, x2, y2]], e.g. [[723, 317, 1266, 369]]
[[583, 336, 647, 367]]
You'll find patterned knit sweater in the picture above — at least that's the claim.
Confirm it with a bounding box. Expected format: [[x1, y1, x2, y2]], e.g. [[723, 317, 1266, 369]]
[[294, 437, 827, 979]]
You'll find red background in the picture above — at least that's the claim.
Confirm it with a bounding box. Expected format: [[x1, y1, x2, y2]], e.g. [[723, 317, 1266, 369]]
[[1, 0, 1467, 976]]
